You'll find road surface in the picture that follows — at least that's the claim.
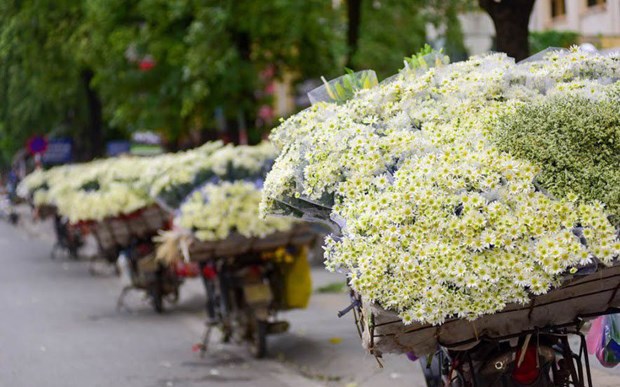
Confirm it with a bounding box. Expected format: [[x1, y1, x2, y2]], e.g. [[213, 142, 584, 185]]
[[1, 216, 618, 387]]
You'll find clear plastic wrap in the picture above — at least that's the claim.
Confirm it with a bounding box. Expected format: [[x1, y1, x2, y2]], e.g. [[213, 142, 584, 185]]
[[308, 70, 378, 105]]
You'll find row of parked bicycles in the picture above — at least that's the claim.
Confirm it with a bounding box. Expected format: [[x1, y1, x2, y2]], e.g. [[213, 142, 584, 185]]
[[5, 198, 615, 386], [46, 207, 315, 359]]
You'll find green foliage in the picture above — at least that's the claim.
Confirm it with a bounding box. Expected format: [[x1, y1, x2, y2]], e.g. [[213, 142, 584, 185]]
[[0, 0, 469, 165], [80, 0, 344, 143], [422, 0, 473, 61], [495, 94, 620, 222], [529, 30, 580, 54], [350, 0, 428, 79], [0, 0, 90, 166]]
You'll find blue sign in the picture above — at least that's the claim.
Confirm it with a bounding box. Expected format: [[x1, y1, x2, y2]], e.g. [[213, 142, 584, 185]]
[[42, 138, 73, 164], [106, 140, 131, 157]]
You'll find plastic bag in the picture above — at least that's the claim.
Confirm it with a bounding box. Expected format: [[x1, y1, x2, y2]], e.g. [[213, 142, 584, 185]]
[[283, 246, 312, 309], [587, 314, 620, 368], [308, 70, 378, 105]]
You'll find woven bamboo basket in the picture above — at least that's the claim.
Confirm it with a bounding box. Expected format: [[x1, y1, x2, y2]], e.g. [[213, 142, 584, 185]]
[[91, 205, 169, 251], [355, 262, 620, 357], [36, 204, 57, 220]]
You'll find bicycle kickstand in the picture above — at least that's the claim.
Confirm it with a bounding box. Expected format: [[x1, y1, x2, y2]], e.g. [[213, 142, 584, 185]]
[[196, 322, 216, 358]]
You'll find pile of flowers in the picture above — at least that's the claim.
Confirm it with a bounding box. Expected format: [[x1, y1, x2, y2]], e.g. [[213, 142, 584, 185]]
[[494, 90, 620, 222], [18, 140, 285, 232], [32, 157, 154, 222], [145, 141, 223, 210], [146, 141, 277, 211], [261, 48, 620, 325], [177, 181, 295, 242], [18, 165, 69, 207], [175, 143, 296, 242]]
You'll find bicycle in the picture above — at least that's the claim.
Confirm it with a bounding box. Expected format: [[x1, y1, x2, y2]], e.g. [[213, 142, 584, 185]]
[[116, 237, 183, 313], [195, 253, 290, 358], [51, 214, 84, 260]]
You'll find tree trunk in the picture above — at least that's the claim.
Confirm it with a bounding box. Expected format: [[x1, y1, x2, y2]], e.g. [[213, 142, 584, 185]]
[[479, 0, 535, 62], [232, 30, 254, 144], [346, 0, 362, 68], [81, 69, 103, 160]]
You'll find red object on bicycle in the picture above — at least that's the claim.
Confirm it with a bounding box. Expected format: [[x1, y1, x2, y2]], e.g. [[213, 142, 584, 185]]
[[512, 344, 540, 384], [202, 265, 217, 280], [175, 262, 200, 278]]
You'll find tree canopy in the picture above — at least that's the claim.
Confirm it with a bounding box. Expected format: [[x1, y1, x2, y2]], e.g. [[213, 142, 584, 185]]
[[1, 0, 485, 169]]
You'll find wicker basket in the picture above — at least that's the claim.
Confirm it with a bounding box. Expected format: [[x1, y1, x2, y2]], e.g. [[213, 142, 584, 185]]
[[92, 221, 117, 251], [357, 262, 620, 357], [187, 223, 319, 262], [91, 205, 169, 251], [187, 239, 214, 261], [36, 205, 57, 220]]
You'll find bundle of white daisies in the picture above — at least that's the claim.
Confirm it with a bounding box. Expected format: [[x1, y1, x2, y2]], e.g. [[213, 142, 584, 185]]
[[175, 142, 296, 242], [261, 47, 620, 325], [38, 157, 154, 223]]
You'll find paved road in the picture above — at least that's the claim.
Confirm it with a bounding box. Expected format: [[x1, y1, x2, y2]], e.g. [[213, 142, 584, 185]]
[[2, 216, 618, 387], [0, 221, 319, 387]]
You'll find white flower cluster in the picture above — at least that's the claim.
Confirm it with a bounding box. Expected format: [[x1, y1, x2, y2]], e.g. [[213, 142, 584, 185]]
[[17, 169, 47, 199], [146, 141, 276, 210], [18, 166, 69, 206], [20, 155, 170, 222], [177, 181, 295, 242], [52, 157, 155, 222], [20, 141, 282, 232], [262, 48, 620, 325]]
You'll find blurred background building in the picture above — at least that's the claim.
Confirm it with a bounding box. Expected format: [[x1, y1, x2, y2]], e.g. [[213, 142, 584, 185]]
[[457, 0, 620, 55]]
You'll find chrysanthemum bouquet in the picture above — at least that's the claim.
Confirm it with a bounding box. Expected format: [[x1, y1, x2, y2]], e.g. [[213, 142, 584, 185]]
[[261, 48, 620, 325], [52, 157, 155, 222], [174, 142, 296, 242]]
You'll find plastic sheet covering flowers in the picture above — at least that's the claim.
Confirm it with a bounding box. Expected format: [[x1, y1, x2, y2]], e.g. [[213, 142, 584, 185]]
[[146, 141, 277, 210], [261, 47, 620, 325], [175, 143, 296, 242], [145, 141, 224, 210]]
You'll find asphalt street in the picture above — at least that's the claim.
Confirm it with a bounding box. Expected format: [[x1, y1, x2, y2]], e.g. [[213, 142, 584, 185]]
[[0, 220, 321, 387], [1, 216, 618, 387]]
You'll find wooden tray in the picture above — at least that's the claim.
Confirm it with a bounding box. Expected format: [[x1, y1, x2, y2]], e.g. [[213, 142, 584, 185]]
[[187, 224, 318, 262]]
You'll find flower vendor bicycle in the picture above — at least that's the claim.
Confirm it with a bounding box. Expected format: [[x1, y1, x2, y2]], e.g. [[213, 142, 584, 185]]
[[418, 317, 607, 387], [195, 252, 295, 359], [51, 213, 85, 260], [116, 237, 183, 313]]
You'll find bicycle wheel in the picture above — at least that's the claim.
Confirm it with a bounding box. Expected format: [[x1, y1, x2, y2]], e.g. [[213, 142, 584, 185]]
[[249, 319, 267, 359], [150, 287, 164, 313], [150, 271, 165, 313]]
